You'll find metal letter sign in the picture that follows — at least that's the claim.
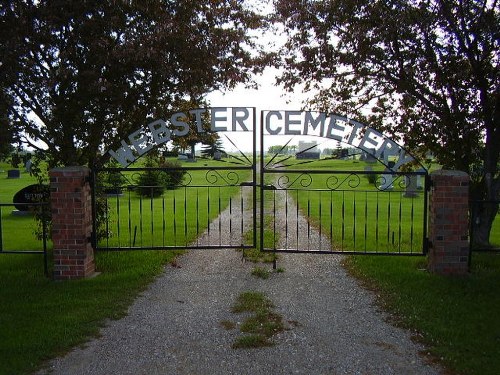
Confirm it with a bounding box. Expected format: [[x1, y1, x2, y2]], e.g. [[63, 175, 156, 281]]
[[108, 107, 413, 170]]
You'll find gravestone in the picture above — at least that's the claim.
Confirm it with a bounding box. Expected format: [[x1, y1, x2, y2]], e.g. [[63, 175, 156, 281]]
[[378, 161, 395, 191], [363, 148, 377, 163], [12, 184, 50, 212], [378, 170, 394, 190], [7, 169, 20, 178], [416, 168, 426, 190], [404, 174, 419, 197]]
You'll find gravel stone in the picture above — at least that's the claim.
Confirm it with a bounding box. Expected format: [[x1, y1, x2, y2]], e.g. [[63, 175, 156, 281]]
[[36, 186, 444, 375]]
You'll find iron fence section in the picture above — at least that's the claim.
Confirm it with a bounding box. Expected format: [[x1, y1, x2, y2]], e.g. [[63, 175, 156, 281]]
[[260, 169, 429, 255], [0, 202, 49, 276], [91, 166, 256, 251]]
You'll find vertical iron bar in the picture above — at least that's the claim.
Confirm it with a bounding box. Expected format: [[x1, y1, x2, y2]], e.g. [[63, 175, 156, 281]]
[[307, 191, 311, 250], [296, 189, 299, 252], [218, 187, 222, 246], [341, 191, 345, 251], [259, 109, 265, 255], [364, 191, 368, 252], [319, 190, 322, 251], [229, 196, 233, 246], [184, 186, 188, 246], [387, 192, 391, 248], [273, 189, 277, 249], [410, 197, 415, 253], [330, 191, 333, 251], [150, 189, 154, 248], [162, 196, 166, 247], [240, 187, 244, 246], [207, 187, 210, 235], [398, 193, 403, 253], [173, 190, 177, 247], [115, 195, 120, 248], [196, 188, 200, 246], [253, 107, 257, 250], [376, 191, 380, 252], [139, 194, 144, 247], [353, 192, 357, 251], [285, 189, 289, 250], [128, 188, 132, 247]]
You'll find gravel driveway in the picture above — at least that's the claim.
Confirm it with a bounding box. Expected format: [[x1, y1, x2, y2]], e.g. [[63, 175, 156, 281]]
[[37, 187, 444, 375]]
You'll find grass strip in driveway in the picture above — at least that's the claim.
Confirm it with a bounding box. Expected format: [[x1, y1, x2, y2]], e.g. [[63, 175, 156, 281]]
[[343, 252, 500, 375]]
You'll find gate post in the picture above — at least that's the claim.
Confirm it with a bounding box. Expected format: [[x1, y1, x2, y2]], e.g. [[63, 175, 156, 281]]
[[50, 166, 96, 280], [428, 170, 469, 275]]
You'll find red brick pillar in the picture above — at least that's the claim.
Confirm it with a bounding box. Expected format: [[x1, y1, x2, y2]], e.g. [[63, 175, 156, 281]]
[[428, 170, 469, 275], [50, 166, 95, 280]]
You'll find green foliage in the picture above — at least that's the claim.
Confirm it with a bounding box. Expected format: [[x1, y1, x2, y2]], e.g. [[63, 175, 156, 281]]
[[273, 0, 500, 244], [251, 266, 270, 279], [344, 253, 500, 375], [136, 156, 186, 197], [230, 291, 286, 349], [2, 0, 266, 167]]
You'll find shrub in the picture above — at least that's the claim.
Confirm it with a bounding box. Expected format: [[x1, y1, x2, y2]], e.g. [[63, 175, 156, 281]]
[[136, 158, 186, 197]]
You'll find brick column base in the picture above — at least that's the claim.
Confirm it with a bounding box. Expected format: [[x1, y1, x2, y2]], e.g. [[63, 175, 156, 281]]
[[428, 170, 469, 275], [50, 167, 95, 280]]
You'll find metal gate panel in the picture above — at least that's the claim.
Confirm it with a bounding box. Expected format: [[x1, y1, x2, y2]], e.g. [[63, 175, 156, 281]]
[[92, 165, 257, 251], [259, 168, 429, 255]]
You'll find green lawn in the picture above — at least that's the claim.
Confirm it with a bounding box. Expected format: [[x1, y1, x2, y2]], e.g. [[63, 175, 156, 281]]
[[0, 159, 249, 375], [344, 253, 500, 375], [262, 158, 427, 253], [1, 158, 499, 375]]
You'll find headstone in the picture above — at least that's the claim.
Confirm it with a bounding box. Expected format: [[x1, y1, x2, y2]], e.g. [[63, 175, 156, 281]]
[[25, 159, 32, 173], [13, 184, 50, 212], [378, 169, 394, 190], [7, 169, 20, 178], [416, 168, 426, 190], [364, 148, 377, 163], [214, 151, 222, 160], [178, 154, 188, 160], [404, 174, 419, 197], [379, 161, 395, 191]]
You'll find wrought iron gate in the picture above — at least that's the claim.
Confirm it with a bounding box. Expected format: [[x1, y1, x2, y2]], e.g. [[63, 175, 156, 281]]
[[92, 107, 429, 256], [259, 167, 429, 255]]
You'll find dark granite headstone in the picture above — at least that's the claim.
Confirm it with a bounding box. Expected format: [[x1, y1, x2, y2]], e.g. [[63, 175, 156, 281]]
[[7, 169, 20, 178], [13, 184, 50, 211]]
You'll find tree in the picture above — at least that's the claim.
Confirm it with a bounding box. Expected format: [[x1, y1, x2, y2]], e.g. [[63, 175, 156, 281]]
[[201, 138, 225, 158], [0, 92, 17, 160], [1, 0, 265, 168], [273, 0, 500, 246]]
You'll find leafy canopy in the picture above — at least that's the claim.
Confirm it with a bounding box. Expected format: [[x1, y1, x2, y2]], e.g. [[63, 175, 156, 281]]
[[272, 0, 499, 244], [1, 0, 265, 167], [273, 0, 499, 177]]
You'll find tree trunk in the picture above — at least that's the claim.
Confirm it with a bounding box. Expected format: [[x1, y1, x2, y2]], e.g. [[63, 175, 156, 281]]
[[471, 200, 499, 248]]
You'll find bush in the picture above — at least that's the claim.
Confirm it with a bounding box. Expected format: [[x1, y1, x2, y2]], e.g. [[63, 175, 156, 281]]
[[136, 158, 186, 197]]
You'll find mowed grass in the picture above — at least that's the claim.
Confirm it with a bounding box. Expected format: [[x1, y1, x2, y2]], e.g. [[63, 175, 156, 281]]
[[344, 253, 500, 375], [0, 159, 248, 375], [267, 157, 500, 374], [263, 158, 427, 253], [97, 162, 253, 249]]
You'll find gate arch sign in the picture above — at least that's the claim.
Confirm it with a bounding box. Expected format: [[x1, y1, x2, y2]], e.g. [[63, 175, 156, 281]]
[[107, 107, 415, 171]]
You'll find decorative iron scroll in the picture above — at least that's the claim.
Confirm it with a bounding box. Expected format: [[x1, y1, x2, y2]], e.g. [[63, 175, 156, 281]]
[[268, 171, 423, 192], [205, 169, 240, 186], [326, 174, 362, 190], [276, 173, 313, 189]]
